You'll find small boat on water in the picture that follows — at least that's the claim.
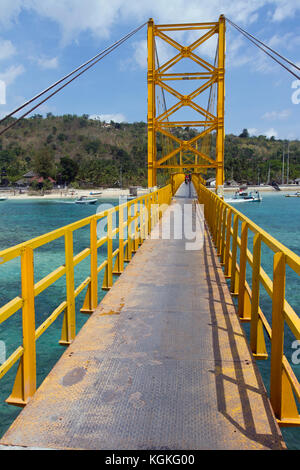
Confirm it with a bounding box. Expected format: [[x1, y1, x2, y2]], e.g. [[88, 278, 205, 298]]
[[226, 189, 262, 203], [285, 191, 300, 198], [75, 196, 98, 205], [0, 197, 7, 201], [89, 191, 102, 196]]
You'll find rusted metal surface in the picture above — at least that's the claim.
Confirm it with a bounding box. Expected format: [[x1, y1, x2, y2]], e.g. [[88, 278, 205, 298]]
[[0, 185, 285, 450]]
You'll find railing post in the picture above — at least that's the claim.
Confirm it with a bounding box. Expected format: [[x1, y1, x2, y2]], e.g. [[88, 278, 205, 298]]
[[60, 230, 76, 344], [217, 203, 224, 256], [140, 198, 145, 242], [133, 201, 139, 252], [113, 206, 124, 274], [148, 194, 152, 235], [6, 246, 36, 406], [270, 251, 285, 420], [224, 208, 232, 277], [220, 205, 227, 264], [81, 217, 98, 313], [237, 222, 248, 319], [230, 215, 239, 295], [213, 198, 219, 244], [90, 217, 98, 309], [103, 211, 113, 290], [128, 203, 133, 260], [250, 233, 267, 359]]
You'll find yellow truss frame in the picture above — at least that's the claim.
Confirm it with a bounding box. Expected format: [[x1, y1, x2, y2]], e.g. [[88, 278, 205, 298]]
[[147, 16, 225, 190]]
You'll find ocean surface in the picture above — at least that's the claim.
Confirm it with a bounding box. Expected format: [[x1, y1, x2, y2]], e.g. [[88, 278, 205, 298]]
[[0, 192, 299, 449]]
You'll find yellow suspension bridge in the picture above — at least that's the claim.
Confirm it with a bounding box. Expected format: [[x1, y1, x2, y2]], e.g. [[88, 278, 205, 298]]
[[0, 17, 299, 450]]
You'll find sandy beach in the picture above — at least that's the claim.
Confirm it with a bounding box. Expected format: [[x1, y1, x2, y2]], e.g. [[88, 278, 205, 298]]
[[0, 184, 299, 200], [224, 184, 300, 192], [0, 187, 150, 200]]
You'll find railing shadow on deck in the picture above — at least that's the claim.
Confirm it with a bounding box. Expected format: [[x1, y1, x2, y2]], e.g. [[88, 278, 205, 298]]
[[203, 226, 286, 449]]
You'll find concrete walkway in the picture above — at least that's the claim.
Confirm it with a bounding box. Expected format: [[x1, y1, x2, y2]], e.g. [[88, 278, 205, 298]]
[[0, 184, 285, 450]]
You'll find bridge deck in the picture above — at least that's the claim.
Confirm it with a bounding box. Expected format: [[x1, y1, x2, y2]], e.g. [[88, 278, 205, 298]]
[[0, 184, 285, 450]]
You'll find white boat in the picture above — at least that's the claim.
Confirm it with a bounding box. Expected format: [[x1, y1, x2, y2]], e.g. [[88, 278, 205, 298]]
[[0, 197, 7, 201], [226, 190, 262, 203], [285, 191, 300, 198], [75, 196, 98, 205]]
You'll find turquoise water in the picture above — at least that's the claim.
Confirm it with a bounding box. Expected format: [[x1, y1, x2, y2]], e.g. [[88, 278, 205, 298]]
[[0, 194, 299, 449], [227, 191, 300, 450]]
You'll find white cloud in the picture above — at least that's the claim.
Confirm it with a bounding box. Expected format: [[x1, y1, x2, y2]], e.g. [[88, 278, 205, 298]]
[[0, 38, 16, 61], [248, 127, 258, 136], [89, 113, 126, 122], [0, 64, 25, 86], [271, 0, 300, 21], [0, 1, 299, 44], [262, 109, 291, 120], [0, 0, 299, 78], [267, 33, 300, 51], [36, 56, 59, 69], [264, 127, 278, 138], [0, 1, 24, 29]]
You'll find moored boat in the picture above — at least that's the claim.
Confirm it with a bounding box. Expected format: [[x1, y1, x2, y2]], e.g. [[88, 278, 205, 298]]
[[75, 196, 97, 205], [285, 191, 300, 197], [226, 189, 262, 203]]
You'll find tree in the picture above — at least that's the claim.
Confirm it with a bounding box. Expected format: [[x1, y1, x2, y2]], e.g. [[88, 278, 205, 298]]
[[239, 128, 249, 138], [58, 157, 79, 184], [32, 147, 54, 178]]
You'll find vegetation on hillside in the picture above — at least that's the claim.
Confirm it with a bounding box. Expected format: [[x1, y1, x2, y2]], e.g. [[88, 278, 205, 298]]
[[0, 115, 299, 188]]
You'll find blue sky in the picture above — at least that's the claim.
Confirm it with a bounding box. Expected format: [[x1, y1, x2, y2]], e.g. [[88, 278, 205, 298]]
[[0, 0, 299, 139]]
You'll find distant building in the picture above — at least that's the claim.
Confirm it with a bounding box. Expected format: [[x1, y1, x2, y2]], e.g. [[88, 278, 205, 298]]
[[16, 170, 38, 187], [225, 180, 239, 187], [16, 170, 56, 187]]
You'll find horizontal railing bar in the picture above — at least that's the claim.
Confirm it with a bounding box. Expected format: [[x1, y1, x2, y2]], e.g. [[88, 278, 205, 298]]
[[282, 356, 300, 402], [73, 248, 91, 266], [34, 265, 66, 297], [0, 296, 23, 325], [258, 307, 272, 339], [284, 301, 300, 340], [74, 276, 90, 298], [97, 236, 108, 248], [97, 259, 108, 274], [0, 215, 94, 264], [35, 301, 67, 341], [0, 346, 24, 380]]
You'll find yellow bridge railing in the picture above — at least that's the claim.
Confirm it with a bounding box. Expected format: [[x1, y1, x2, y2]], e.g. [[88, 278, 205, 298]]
[[193, 178, 300, 427], [0, 185, 172, 407]]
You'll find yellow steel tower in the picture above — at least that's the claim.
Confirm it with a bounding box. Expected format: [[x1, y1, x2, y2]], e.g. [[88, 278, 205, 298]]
[[147, 16, 226, 194]]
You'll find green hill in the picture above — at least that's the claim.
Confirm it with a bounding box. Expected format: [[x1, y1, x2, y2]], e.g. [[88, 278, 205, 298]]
[[0, 116, 299, 187]]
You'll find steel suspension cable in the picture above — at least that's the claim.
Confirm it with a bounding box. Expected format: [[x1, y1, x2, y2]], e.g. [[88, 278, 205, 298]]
[[225, 17, 300, 80], [0, 22, 147, 136]]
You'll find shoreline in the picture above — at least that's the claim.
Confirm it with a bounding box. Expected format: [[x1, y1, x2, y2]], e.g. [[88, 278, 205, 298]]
[[223, 185, 300, 192], [0, 188, 146, 200], [0, 184, 299, 200]]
